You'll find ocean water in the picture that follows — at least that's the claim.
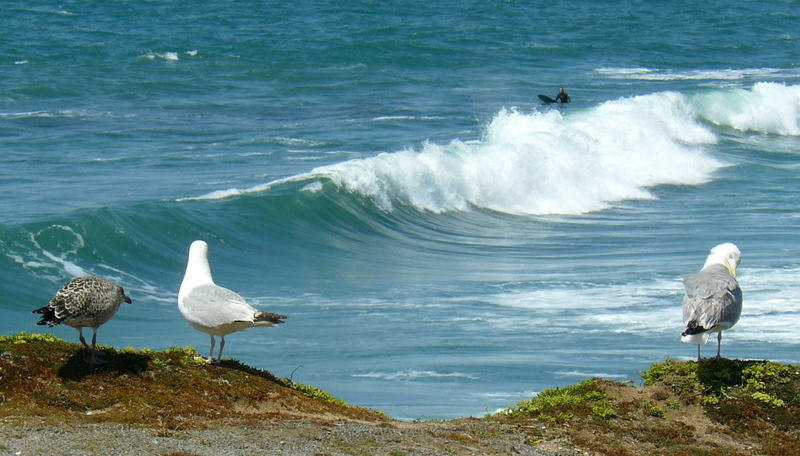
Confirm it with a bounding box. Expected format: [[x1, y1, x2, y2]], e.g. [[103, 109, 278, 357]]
[[2, 0, 800, 420]]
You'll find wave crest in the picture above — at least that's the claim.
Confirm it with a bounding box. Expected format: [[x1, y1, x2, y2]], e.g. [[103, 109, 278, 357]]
[[693, 82, 800, 135], [312, 92, 722, 215], [184, 87, 800, 216]]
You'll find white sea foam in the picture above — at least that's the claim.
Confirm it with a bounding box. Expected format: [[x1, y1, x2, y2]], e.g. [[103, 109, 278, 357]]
[[352, 370, 480, 381], [488, 265, 800, 345], [489, 279, 681, 335], [139, 51, 181, 62], [692, 83, 800, 135], [552, 371, 628, 379], [309, 93, 722, 215], [0, 109, 92, 119], [184, 91, 737, 214], [177, 174, 308, 201], [475, 390, 538, 400], [372, 116, 417, 121], [5, 225, 89, 281], [732, 267, 800, 344], [301, 181, 324, 193], [596, 67, 794, 82]]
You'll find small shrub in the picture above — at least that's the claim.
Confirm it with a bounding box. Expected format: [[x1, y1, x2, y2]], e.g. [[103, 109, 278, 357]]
[[665, 401, 681, 409], [750, 392, 785, 408], [591, 404, 617, 420], [642, 358, 697, 386], [642, 401, 665, 418], [742, 362, 793, 390], [699, 395, 719, 406]]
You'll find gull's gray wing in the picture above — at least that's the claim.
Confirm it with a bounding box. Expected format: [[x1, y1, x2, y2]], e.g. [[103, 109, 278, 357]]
[[682, 264, 742, 330], [181, 284, 258, 328]]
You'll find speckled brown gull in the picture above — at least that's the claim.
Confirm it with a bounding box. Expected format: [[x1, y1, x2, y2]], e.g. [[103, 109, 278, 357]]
[[178, 240, 288, 364], [33, 276, 132, 363], [681, 243, 743, 361]]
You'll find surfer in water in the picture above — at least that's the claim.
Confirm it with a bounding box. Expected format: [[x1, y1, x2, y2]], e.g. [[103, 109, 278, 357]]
[[555, 87, 571, 103]]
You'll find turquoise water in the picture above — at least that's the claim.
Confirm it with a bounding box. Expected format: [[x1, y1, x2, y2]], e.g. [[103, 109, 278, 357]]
[[2, 0, 800, 420]]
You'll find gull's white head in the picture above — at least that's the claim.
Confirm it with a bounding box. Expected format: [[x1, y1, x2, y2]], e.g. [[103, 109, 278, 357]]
[[189, 239, 210, 262], [179, 240, 215, 298], [702, 243, 742, 277]]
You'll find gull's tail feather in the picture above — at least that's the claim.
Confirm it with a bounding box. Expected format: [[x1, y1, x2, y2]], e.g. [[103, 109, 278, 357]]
[[32, 306, 62, 327], [681, 320, 708, 337], [255, 311, 288, 325]]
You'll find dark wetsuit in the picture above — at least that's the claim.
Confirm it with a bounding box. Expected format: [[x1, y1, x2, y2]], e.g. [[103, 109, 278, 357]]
[[555, 92, 570, 103]]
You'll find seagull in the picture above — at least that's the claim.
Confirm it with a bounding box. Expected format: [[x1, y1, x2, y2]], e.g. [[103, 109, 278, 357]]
[[681, 243, 743, 361], [178, 240, 288, 364], [33, 276, 132, 363]]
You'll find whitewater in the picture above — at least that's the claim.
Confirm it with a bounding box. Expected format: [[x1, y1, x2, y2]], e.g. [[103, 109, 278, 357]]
[[191, 84, 800, 216]]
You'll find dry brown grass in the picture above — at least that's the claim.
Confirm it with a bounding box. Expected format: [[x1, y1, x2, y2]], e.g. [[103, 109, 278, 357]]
[[0, 332, 385, 430], [2, 333, 798, 456]]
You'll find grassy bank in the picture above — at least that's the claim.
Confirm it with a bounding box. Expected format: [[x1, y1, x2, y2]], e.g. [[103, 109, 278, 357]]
[[0, 332, 385, 431], [1, 332, 798, 456], [491, 357, 800, 455]]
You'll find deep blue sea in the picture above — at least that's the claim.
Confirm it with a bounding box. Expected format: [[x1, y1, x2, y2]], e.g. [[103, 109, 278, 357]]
[[2, 0, 800, 420]]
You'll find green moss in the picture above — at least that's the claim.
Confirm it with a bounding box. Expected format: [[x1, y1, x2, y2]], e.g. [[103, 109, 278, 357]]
[[5, 333, 800, 456], [498, 378, 612, 422], [642, 358, 703, 400], [491, 358, 800, 456], [742, 362, 793, 390], [285, 380, 352, 408], [642, 358, 800, 412], [641, 357, 800, 455], [642, 358, 690, 385], [0, 331, 63, 345], [0, 332, 386, 428]]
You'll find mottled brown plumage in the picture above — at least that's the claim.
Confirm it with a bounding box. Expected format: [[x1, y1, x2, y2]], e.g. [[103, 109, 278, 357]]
[[33, 276, 132, 363]]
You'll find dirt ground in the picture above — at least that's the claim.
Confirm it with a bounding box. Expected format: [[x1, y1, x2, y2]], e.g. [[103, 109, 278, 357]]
[[0, 416, 586, 456]]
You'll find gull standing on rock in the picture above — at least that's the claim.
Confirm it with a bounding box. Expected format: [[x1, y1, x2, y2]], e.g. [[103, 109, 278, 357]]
[[681, 243, 743, 361], [33, 276, 132, 364], [178, 240, 288, 364]]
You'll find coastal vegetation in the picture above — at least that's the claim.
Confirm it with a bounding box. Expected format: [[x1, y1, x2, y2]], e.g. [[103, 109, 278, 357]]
[[0, 332, 381, 429], [493, 357, 800, 455], [1, 333, 798, 455]]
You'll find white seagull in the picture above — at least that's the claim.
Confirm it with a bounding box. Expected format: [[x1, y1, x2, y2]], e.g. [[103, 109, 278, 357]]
[[681, 243, 743, 361], [178, 240, 288, 364], [33, 276, 132, 363]]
